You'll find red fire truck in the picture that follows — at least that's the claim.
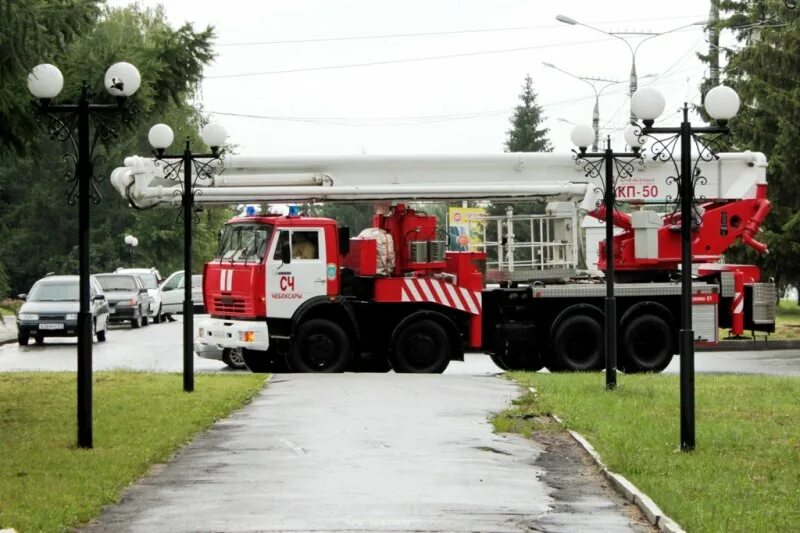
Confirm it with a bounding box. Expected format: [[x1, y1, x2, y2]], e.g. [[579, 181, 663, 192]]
[[112, 152, 776, 373]]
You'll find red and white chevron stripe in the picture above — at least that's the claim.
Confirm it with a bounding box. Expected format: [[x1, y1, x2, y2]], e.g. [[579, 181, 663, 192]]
[[400, 278, 482, 315]]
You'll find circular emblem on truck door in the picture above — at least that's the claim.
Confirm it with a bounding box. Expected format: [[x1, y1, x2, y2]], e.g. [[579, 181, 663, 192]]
[[327, 263, 336, 280]]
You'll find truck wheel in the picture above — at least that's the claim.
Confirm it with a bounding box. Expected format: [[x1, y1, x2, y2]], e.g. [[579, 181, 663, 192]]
[[621, 314, 673, 373], [356, 352, 393, 373], [390, 319, 450, 374], [222, 347, 247, 370], [290, 319, 352, 373], [551, 314, 603, 371], [490, 344, 544, 372]]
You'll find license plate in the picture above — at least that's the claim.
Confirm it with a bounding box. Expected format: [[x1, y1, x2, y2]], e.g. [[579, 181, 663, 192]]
[[39, 323, 64, 330]]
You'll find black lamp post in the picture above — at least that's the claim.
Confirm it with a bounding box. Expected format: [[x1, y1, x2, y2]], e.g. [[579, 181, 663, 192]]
[[631, 85, 740, 451], [126, 123, 227, 392], [570, 128, 642, 390], [28, 62, 140, 449]]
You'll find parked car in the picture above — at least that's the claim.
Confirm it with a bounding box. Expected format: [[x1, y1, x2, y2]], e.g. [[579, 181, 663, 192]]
[[95, 273, 151, 328], [16, 275, 109, 345], [116, 267, 163, 323], [159, 271, 205, 316]]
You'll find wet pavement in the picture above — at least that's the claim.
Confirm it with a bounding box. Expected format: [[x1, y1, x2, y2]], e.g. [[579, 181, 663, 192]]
[[84, 372, 648, 532]]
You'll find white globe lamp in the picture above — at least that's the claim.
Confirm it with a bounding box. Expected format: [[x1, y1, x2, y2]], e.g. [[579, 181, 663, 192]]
[[27, 64, 64, 100], [570, 124, 595, 152], [704, 85, 740, 123], [148, 124, 174, 151], [624, 125, 644, 152], [201, 123, 228, 150], [105, 62, 141, 97], [631, 87, 666, 125]]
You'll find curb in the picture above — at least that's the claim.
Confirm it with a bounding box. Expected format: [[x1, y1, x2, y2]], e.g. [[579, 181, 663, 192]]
[[541, 392, 685, 533], [697, 339, 800, 351]]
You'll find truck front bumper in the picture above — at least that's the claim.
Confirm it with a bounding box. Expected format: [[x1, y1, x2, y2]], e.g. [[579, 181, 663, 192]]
[[194, 317, 270, 360]]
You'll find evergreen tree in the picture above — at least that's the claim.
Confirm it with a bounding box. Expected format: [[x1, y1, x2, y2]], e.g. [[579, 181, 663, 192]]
[[504, 74, 552, 152], [699, 1, 800, 298]]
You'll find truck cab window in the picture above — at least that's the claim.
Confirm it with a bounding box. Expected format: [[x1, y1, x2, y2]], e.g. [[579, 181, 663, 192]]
[[292, 231, 319, 260], [216, 223, 273, 263]]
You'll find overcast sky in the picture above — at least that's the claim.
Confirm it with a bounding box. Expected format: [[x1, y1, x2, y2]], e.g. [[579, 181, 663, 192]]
[[109, 0, 715, 155]]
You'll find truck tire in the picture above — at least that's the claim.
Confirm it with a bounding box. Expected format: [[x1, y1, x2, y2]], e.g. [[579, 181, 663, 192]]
[[289, 319, 352, 373], [222, 347, 247, 370], [550, 314, 603, 371], [390, 319, 450, 374], [620, 314, 673, 373], [490, 343, 544, 372]]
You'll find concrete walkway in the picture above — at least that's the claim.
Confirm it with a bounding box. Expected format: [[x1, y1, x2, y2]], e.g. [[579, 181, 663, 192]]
[[85, 371, 647, 532]]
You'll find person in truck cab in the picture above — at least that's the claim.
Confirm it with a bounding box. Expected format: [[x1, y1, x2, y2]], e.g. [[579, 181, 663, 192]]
[[291, 232, 318, 260]]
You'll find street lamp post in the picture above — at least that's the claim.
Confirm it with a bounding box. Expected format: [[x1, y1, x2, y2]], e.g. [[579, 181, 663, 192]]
[[28, 62, 140, 449], [570, 125, 643, 390], [128, 123, 227, 392], [555, 15, 706, 123], [544, 62, 623, 152], [124, 234, 139, 265], [631, 85, 740, 450]]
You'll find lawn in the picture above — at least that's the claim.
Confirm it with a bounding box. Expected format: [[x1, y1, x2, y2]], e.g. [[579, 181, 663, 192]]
[[497, 372, 800, 533], [718, 300, 800, 340], [0, 372, 266, 532]]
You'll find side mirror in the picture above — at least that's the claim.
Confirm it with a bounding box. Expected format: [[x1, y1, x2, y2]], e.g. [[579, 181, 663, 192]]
[[281, 242, 292, 264], [139, 288, 148, 294], [339, 226, 351, 256], [18, 293, 27, 301], [93, 294, 105, 301]]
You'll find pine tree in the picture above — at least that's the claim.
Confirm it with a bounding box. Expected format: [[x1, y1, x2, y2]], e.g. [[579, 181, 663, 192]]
[[505, 74, 552, 152], [699, 1, 800, 299]]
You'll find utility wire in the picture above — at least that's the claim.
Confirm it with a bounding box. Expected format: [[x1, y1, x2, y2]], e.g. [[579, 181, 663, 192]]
[[216, 14, 708, 47]]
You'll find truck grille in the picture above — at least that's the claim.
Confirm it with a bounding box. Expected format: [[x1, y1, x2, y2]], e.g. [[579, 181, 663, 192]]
[[214, 297, 247, 314]]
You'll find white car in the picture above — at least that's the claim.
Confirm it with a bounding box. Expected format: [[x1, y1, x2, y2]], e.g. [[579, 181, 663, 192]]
[[115, 267, 164, 323], [159, 271, 205, 317]]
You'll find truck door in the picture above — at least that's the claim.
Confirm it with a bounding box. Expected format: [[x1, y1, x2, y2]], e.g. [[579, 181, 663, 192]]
[[267, 228, 327, 319]]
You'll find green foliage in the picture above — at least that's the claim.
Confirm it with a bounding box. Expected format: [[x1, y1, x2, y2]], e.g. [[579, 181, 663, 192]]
[[0, 261, 9, 298], [304, 203, 375, 234], [701, 2, 800, 291], [0, 372, 265, 531], [0, 5, 225, 294], [0, 0, 102, 154], [504, 74, 552, 153]]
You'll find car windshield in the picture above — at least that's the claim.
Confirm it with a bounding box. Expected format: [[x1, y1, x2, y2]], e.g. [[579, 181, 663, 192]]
[[96, 275, 137, 291], [215, 223, 272, 263], [191, 275, 202, 287], [136, 273, 158, 289], [28, 281, 79, 301]]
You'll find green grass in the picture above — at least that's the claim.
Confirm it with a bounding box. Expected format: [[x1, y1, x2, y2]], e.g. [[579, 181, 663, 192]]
[[497, 373, 800, 533], [0, 372, 266, 532]]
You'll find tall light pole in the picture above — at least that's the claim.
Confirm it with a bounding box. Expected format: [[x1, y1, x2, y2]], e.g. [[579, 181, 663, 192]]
[[127, 123, 227, 392], [555, 15, 707, 123], [28, 62, 140, 448], [569, 126, 642, 390], [544, 62, 624, 151], [631, 85, 741, 451]]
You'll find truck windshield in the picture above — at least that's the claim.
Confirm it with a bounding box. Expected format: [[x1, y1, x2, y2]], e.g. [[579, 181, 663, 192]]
[[216, 223, 272, 263]]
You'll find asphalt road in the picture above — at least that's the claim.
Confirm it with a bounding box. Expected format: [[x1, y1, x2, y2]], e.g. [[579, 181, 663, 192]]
[[1, 316, 799, 375]]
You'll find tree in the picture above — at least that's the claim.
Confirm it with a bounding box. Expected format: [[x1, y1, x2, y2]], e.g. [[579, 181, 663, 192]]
[[700, 2, 800, 299], [0, 5, 224, 294], [505, 74, 552, 153], [487, 75, 555, 267]]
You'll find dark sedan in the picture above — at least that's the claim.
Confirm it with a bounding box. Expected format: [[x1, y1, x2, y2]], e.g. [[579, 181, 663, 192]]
[[17, 275, 109, 345], [95, 273, 151, 328]]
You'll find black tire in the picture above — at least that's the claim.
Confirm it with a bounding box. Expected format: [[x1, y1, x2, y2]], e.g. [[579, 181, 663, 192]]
[[131, 311, 142, 329], [34, 335, 44, 345], [242, 347, 291, 373], [390, 319, 451, 374], [356, 352, 393, 373], [550, 314, 604, 371], [490, 343, 545, 372], [18, 334, 29, 346], [153, 305, 162, 324], [620, 314, 673, 373], [97, 323, 107, 342], [290, 319, 352, 373], [142, 309, 149, 326], [222, 347, 247, 370]]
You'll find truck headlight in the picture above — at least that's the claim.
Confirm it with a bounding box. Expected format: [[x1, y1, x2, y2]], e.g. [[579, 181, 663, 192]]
[[19, 313, 38, 320], [66, 313, 78, 320]]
